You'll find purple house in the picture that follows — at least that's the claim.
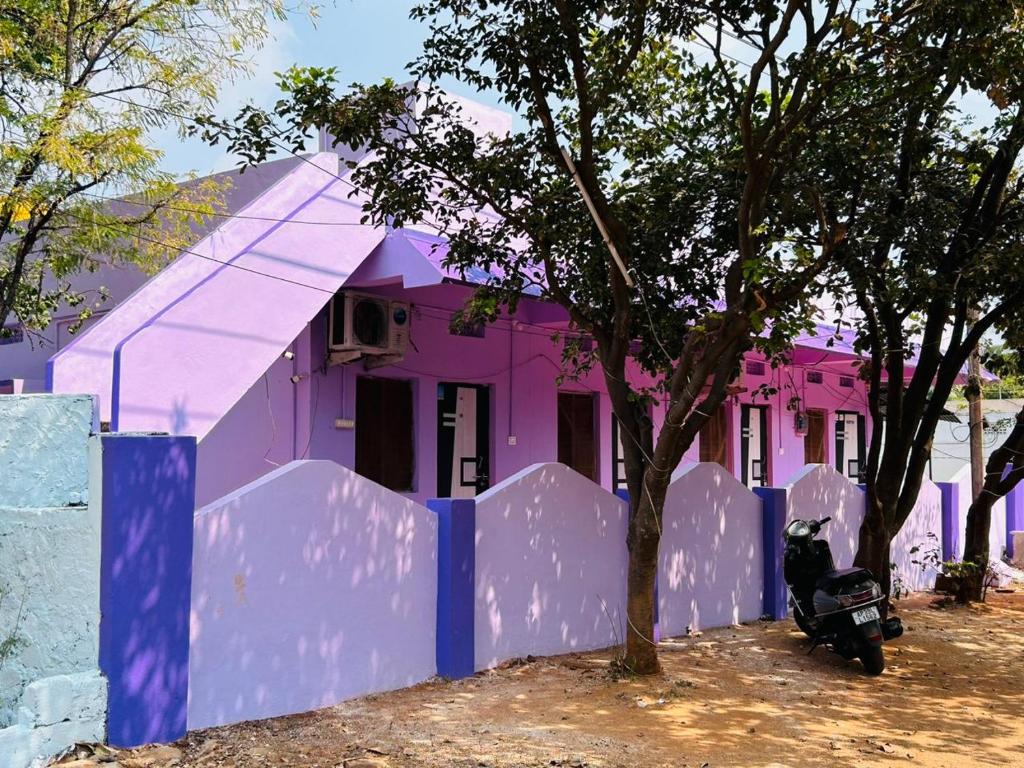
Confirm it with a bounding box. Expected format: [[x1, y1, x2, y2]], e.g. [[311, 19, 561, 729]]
[[34, 138, 881, 507]]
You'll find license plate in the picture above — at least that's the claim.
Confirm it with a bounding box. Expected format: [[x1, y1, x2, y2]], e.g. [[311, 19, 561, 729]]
[[852, 606, 880, 625]]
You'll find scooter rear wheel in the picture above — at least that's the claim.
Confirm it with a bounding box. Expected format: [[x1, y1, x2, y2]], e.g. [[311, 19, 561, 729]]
[[860, 645, 885, 675], [793, 611, 816, 638]]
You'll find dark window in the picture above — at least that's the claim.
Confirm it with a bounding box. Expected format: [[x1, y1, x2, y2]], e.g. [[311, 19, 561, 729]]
[[356, 376, 415, 491], [806, 370, 823, 384], [558, 392, 597, 481], [698, 403, 730, 469], [804, 409, 827, 463], [745, 360, 767, 376], [838, 375, 855, 388]]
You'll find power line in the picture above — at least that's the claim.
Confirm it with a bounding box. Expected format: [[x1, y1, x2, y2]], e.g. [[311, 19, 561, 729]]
[[79, 190, 373, 227]]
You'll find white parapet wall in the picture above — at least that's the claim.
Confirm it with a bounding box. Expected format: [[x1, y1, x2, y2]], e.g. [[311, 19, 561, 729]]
[[188, 460, 438, 730], [786, 464, 865, 570], [473, 463, 628, 670], [0, 394, 106, 768], [891, 479, 942, 592], [659, 463, 764, 635], [785, 464, 939, 591], [952, 464, 1008, 562]]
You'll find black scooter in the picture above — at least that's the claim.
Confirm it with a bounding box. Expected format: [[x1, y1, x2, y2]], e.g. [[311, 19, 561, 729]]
[[782, 516, 903, 675]]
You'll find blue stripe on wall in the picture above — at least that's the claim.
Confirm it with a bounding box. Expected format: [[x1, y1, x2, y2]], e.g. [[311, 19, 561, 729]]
[[429, 498, 476, 679], [755, 486, 789, 620], [97, 434, 196, 747], [936, 482, 959, 562]]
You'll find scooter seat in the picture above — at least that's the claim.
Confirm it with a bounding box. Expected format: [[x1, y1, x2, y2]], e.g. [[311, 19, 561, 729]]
[[815, 567, 874, 593]]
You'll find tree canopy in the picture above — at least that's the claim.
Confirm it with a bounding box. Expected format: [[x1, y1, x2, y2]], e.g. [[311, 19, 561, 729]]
[[0, 0, 296, 336], [203, 0, 941, 672]]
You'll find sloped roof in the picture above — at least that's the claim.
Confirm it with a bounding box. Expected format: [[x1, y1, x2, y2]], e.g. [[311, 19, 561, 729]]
[[49, 153, 386, 438]]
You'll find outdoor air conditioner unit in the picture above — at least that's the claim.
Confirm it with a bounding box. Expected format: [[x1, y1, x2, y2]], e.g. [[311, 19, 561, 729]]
[[328, 291, 411, 367]]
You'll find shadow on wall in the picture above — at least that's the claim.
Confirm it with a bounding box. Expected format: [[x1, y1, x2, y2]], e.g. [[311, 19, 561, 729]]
[[188, 460, 437, 731], [891, 479, 941, 592], [786, 464, 865, 569], [473, 463, 628, 671], [659, 463, 763, 635]]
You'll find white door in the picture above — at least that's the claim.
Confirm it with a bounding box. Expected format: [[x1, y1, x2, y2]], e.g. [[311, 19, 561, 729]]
[[449, 387, 478, 499], [835, 411, 864, 480]]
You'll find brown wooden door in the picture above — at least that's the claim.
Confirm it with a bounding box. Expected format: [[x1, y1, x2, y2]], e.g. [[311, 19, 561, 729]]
[[356, 376, 415, 491], [804, 409, 826, 464], [558, 392, 597, 481], [699, 403, 730, 469]]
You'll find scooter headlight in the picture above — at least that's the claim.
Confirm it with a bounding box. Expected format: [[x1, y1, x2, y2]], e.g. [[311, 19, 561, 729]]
[[785, 520, 811, 539]]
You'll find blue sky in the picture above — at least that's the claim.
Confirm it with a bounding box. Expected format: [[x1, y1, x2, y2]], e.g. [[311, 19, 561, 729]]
[[160, 2, 996, 179], [161, 1, 498, 177]]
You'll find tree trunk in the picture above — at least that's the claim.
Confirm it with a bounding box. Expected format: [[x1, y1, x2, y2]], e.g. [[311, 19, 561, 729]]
[[622, 476, 664, 675], [854, 491, 892, 608], [962, 408, 1024, 601]]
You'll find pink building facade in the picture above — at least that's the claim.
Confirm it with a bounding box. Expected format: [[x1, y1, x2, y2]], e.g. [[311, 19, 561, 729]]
[[40, 150, 872, 508]]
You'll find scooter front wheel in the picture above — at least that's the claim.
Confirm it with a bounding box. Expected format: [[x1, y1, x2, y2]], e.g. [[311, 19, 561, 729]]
[[859, 644, 885, 675]]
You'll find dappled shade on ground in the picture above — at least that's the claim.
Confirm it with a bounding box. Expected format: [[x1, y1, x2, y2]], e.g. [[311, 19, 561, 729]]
[[59, 591, 1024, 768]]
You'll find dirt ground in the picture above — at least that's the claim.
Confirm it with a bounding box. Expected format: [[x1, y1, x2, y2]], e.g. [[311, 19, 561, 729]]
[[59, 590, 1024, 768]]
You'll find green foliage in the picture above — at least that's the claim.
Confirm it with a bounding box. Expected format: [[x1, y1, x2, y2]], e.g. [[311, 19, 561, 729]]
[[202, 1, 888, 436], [802, 1, 1024, 559], [0, 0, 300, 334]]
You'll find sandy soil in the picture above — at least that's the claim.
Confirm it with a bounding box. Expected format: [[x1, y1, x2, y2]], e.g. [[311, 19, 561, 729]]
[[58, 591, 1024, 768]]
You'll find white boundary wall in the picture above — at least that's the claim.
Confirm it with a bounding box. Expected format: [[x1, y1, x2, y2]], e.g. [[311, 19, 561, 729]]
[[189, 460, 437, 729], [473, 463, 628, 670], [659, 463, 763, 634]]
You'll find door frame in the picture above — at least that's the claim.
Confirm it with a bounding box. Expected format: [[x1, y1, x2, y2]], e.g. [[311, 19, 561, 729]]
[[740, 404, 770, 487], [835, 409, 866, 481], [436, 381, 492, 498]]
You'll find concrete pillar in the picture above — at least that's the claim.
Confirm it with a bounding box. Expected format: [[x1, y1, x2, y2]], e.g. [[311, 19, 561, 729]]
[[428, 498, 475, 679], [936, 482, 960, 562], [94, 433, 196, 747], [756, 487, 789, 620]]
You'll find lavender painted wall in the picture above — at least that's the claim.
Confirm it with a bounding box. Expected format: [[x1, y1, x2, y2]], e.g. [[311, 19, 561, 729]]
[[785, 464, 865, 569], [472, 463, 628, 670], [952, 464, 1008, 560], [193, 353, 296, 507], [658, 463, 763, 634], [188, 460, 437, 730], [890, 479, 942, 592], [49, 153, 384, 433]]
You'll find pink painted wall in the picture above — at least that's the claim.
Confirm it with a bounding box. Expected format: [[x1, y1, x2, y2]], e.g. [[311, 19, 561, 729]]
[[301, 282, 666, 506], [189, 460, 438, 730], [184, 275, 876, 513], [472, 463, 628, 670], [659, 463, 763, 634], [690, 352, 873, 487]]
